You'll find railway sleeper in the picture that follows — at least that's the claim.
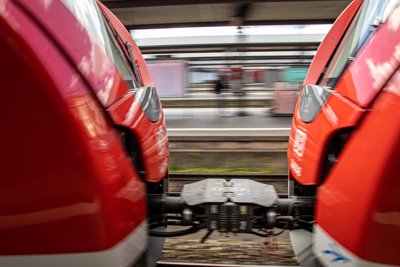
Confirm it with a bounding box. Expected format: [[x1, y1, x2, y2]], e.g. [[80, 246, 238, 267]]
[[148, 178, 314, 242]]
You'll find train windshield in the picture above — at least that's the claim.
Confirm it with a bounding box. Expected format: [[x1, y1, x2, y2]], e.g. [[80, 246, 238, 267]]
[[318, 0, 400, 89], [60, 0, 138, 89]]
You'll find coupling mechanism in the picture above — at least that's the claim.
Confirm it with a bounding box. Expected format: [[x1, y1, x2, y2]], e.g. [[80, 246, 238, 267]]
[[148, 179, 314, 240]]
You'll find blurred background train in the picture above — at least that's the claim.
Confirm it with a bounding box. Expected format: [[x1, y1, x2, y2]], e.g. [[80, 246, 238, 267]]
[[2, 0, 400, 267]]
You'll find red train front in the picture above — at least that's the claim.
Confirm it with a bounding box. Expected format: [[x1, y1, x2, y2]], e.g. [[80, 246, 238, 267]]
[[288, 0, 400, 266], [0, 0, 168, 266]]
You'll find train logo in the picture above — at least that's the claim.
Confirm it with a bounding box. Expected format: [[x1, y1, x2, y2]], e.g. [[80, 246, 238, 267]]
[[293, 129, 307, 158], [322, 243, 352, 264]]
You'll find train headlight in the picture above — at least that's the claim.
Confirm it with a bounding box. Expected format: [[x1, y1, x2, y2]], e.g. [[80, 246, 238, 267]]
[[299, 85, 332, 123], [135, 86, 160, 123]]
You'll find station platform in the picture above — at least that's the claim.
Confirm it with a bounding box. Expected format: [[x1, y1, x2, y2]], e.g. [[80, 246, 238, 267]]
[[163, 107, 293, 173], [160, 94, 272, 109], [160, 90, 295, 172], [164, 107, 293, 139], [160, 83, 299, 109], [162, 87, 294, 137]]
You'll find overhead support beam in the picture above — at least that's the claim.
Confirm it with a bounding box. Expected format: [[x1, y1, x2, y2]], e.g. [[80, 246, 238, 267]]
[[237, 3, 251, 18], [102, 0, 343, 8], [141, 47, 317, 54], [230, 2, 252, 28], [101, 0, 348, 30], [138, 42, 321, 54], [148, 55, 314, 61], [126, 19, 334, 30]]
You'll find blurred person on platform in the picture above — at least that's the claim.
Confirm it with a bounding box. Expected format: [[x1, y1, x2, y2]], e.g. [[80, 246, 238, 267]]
[[215, 75, 226, 116], [231, 68, 246, 116]]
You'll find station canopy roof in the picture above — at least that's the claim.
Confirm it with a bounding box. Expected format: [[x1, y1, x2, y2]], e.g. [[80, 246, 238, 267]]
[[99, 0, 352, 30], [99, 0, 352, 67]]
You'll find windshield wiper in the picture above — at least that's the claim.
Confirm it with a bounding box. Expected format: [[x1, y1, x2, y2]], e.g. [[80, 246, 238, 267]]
[[102, 12, 143, 87], [124, 42, 143, 87]]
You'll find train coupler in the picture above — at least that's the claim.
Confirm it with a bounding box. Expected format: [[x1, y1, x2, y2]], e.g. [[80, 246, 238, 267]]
[[180, 179, 278, 233], [148, 179, 314, 238]]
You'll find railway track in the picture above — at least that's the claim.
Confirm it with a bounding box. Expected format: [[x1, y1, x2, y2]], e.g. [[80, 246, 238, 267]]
[[160, 173, 297, 266], [168, 173, 288, 197], [168, 134, 290, 174]]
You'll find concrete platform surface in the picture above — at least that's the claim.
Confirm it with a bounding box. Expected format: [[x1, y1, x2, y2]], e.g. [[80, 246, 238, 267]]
[[164, 108, 293, 138]]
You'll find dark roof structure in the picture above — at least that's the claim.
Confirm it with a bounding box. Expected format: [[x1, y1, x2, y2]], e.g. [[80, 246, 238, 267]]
[[100, 0, 352, 29], [99, 0, 352, 67]]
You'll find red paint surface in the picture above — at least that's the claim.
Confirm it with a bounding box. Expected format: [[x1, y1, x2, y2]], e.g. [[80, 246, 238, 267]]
[[288, 93, 364, 185], [106, 93, 169, 182], [335, 9, 400, 107], [317, 85, 400, 265], [289, 1, 400, 265], [16, 0, 129, 108], [98, 2, 169, 182], [0, 0, 148, 255]]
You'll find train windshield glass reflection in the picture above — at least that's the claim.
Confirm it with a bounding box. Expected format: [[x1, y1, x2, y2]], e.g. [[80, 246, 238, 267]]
[[318, 0, 400, 89], [60, 0, 138, 89]]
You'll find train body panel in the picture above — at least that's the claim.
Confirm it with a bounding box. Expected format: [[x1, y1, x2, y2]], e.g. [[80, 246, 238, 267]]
[[288, 0, 400, 266], [316, 75, 400, 266], [16, 0, 128, 108], [98, 1, 169, 182], [288, 91, 364, 185], [17, 0, 169, 182], [0, 0, 168, 265], [106, 93, 169, 182]]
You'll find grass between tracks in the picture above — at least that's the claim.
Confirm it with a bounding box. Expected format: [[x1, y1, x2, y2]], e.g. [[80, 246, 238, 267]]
[[169, 168, 287, 174], [169, 153, 287, 174], [169, 156, 287, 174]]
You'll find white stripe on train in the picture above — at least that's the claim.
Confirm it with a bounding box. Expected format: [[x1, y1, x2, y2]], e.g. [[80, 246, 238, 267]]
[[0, 220, 148, 267], [314, 225, 395, 267]]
